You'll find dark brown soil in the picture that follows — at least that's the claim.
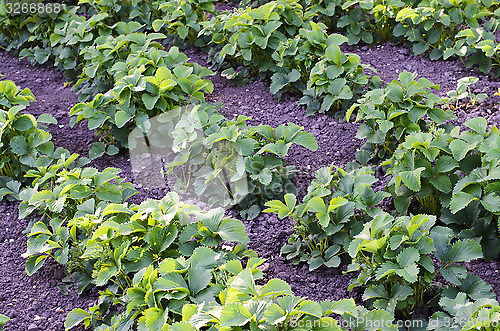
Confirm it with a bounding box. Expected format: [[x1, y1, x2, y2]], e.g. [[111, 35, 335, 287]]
[[0, 37, 499, 330]]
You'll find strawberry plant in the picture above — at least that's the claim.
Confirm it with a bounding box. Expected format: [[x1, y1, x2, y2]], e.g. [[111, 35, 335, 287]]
[[0, 0, 27, 51], [0, 1, 73, 54], [0, 78, 35, 109], [269, 36, 311, 98], [19, 158, 137, 278], [302, 0, 344, 30], [48, 12, 111, 83], [70, 45, 214, 147], [273, 25, 373, 112], [152, 0, 216, 46], [441, 200, 500, 262], [298, 38, 371, 114], [80, 205, 249, 290], [199, 4, 373, 113], [394, 0, 492, 59], [452, 18, 500, 76], [429, 292, 500, 331], [63, 194, 255, 330], [19, 161, 137, 221], [134, 104, 318, 219], [101, 250, 260, 329], [347, 71, 452, 165], [383, 128, 457, 215], [208, 121, 317, 218], [348, 212, 491, 319], [447, 118, 500, 210], [272, 25, 374, 113], [264, 165, 388, 270], [446, 76, 488, 111], [271, 22, 337, 97], [339, 0, 409, 45], [172, 268, 397, 331], [16, 5, 78, 65], [0, 80, 64, 188], [199, 0, 307, 80], [78, 0, 163, 29], [384, 117, 500, 260], [73, 25, 164, 101]]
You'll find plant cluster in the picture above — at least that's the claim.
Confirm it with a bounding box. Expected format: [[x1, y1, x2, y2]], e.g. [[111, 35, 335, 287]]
[[347, 71, 453, 165], [298, 0, 500, 76], [446, 76, 488, 111], [46, 10, 110, 81], [383, 117, 500, 259], [428, 292, 500, 331], [152, 0, 217, 46], [284, 28, 372, 114], [71, 21, 164, 101], [180, 279, 398, 331], [265, 165, 388, 270], [394, 0, 490, 59], [0, 2, 103, 81], [348, 212, 493, 319], [70, 43, 214, 147], [128, 103, 318, 219], [77, 0, 164, 29], [19, 158, 137, 280], [338, 0, 409, 45], [259, 61, 500, 326], [0, 0, 73, 54], [200, 0, 306, 75], [199, 2, 373, 114], [0, 79, 67, 192]]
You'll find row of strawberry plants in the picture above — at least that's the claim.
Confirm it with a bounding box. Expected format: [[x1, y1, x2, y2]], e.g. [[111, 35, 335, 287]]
[[238, 0, 500, 76], [8, 0, 491, 119], [198, 0, 376, 114], [0, 0, 217, 78], [4, 0, 498, 118], [322, 0, 500, 76], [75, 0, 217, 47], [160, 0, 500, 114], [384, 118, 500, 257]]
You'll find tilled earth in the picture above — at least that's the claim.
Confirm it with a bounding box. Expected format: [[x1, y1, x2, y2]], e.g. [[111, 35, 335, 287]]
[[1, 38, 500, 330]]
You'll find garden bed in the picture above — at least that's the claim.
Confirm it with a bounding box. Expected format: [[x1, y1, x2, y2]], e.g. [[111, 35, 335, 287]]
[[1, 33, 500, 329]]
